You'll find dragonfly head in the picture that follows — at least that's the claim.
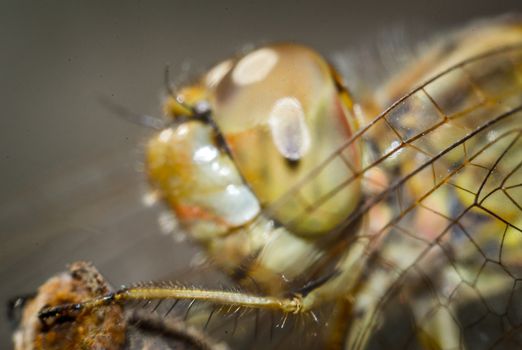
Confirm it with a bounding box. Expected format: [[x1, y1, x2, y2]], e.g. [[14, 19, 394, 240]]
[[146, 44, 364, 289], [155, 43, 362, 232]]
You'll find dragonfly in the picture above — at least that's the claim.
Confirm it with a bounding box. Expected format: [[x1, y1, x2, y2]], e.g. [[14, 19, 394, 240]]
[[11, 15, 522, 350]]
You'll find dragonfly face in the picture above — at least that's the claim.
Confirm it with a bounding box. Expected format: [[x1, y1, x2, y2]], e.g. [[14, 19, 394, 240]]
[[12, 17, 522, 350], [147, 43, 362, 292]]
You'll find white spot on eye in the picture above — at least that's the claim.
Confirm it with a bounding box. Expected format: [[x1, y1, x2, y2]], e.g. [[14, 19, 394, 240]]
[[232, 48, 278, 85], [158, 128, 174, 142], [211, 162, 231, 177], [268, 97, 311, 160], [205, 60, 233, 87], [225, 184, 240, 195], [193, 145, 218, 163]]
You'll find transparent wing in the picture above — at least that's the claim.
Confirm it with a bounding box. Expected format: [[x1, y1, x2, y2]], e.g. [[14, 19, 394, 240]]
[[267, 45, 522, 349]]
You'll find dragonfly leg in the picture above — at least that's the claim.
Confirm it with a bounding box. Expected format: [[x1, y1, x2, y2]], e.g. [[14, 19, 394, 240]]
[[38, 284, 305, 325]]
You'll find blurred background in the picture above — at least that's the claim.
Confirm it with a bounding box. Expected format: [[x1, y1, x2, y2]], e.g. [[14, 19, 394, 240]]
[[1, 0, 521, 347]]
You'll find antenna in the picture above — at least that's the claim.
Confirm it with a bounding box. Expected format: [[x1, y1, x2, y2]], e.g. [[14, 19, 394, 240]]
[[98, 95, 165, 130]]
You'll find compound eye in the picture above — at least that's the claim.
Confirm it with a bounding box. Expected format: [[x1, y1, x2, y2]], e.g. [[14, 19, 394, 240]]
[[204, 44, 362, 236]]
